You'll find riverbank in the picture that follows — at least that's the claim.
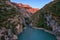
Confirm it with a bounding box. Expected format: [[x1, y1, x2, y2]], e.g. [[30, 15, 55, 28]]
[[32, 27, 54, 34], [32, 26, 60, 40]]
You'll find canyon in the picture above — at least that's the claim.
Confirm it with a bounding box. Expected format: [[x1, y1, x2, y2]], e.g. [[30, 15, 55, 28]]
[[0, 0, 60, 40]]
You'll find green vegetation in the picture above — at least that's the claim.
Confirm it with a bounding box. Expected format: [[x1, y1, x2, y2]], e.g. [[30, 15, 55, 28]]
[[45, 1, 60, 25], [0, 1, 21, 34], [37, 11, 45, 27], [32, 0, 60, 31], [0, 5, 18, 27]]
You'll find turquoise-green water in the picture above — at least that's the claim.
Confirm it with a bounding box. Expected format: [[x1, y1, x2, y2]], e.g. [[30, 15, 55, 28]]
[[18, 26, 57, 40]]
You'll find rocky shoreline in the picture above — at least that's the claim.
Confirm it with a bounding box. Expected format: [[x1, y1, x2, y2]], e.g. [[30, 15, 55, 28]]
[[32, 27, 55, 34], [32, 27, 60, 40]]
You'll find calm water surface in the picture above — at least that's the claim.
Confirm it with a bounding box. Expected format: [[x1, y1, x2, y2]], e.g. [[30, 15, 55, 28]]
[[18, 26, 57, 40]]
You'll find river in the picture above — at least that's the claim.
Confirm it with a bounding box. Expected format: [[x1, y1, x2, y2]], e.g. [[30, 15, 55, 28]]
[[18, 25, 57, 40]]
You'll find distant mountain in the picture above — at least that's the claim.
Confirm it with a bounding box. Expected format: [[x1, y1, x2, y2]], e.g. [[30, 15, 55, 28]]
[[17, 3, 39, 14]]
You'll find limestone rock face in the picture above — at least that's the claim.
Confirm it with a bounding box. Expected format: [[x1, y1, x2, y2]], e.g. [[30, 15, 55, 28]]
[[0, 0, 32, 34], [31, 0, 60, 34]]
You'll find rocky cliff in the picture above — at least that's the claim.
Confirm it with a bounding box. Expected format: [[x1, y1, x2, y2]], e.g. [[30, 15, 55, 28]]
[[0, 0, 33, 35], [31, 0, 60, 34]]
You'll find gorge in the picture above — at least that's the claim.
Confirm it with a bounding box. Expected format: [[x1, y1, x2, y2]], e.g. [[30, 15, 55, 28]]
[[0, 0, 60, 40]]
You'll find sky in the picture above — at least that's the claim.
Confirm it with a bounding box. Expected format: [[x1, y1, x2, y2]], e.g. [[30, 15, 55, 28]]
[[11, 0, 53, 8]]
